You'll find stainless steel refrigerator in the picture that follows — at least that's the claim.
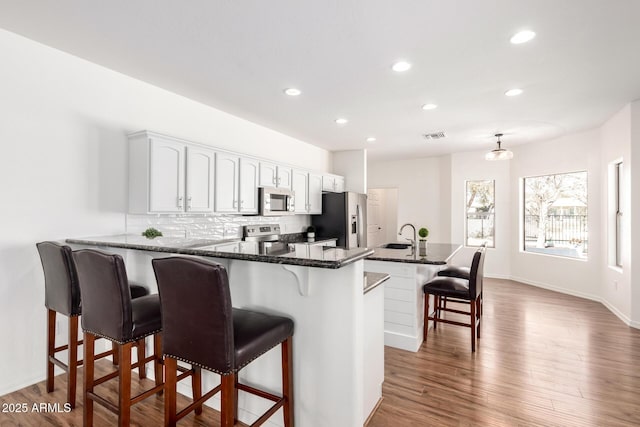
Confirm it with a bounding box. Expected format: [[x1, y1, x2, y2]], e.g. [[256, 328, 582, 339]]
[[312, 192, 367, 249]]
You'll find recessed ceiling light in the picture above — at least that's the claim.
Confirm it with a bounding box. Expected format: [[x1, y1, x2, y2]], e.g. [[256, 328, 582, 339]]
[[366, 137, 377, 143], [391, 61, 412, 72], [421, 103, 438, 110], [335, 118, 348, 125], [510, 30, 536, 44], [283, 88, 301, 96], [505, 88, 523, 97]]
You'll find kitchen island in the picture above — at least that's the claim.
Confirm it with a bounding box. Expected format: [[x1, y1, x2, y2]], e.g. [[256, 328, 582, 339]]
[[365, 243, 462, 352], [66, 235, 378, 427]]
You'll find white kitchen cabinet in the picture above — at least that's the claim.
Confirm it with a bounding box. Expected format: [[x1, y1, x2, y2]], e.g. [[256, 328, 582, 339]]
[[291, 169, 309, 213], [259, 161, 292, 189], [239, 157, 259, 214], [128, 131, 214, 214], [215, 153, 259, 214], [215, 153, 239, 213], [308, 172, 323, 214], [291, 170, 323, 214], [322, 174, 345, 193], [186, 146, 215, 212]]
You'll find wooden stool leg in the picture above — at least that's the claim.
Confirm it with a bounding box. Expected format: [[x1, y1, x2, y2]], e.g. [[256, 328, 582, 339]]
[[84, 332, 95, 427], [68, 316, 79, 408], [193, 366, 203, 415], [433, 296, 439, 330], [153, 333, 164, 395], [164, 357, 177, 427], [221, 374, 236, 427], [423, 293, 430, 342], [282, 337, 294, 427], [470, 300, 477, 352], [137, 338, 147, 379], [476, 298, 481, 338], [46, 309, 56, 393], [118, 342, 133, 427], [234, 374, 239, 422], [112, 342, 119, 365]]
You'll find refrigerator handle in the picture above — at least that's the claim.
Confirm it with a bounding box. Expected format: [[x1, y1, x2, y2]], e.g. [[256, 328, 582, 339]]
[[356, 204, 361, 247]]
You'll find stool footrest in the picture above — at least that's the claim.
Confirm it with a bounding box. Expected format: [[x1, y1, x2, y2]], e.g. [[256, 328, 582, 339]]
[[237, 382, 281, 402], [48, 356, 68, 371], [176, 384, 222, 422]]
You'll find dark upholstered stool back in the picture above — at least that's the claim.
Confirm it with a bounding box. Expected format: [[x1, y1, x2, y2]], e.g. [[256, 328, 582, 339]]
[[468, 246, 486, 300], [72, 249, 136, 343], [37, 242, 81, 316], [152, 257, 234, 373]]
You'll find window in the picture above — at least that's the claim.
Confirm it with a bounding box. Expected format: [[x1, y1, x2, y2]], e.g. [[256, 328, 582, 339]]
[[465, 180, 495, 247], [523, 171, 587, 259], [614, 161, 623, 267]]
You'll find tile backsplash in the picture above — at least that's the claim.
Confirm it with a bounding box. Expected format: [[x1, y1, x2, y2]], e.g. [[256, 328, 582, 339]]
[[126, 214, 311, 240]]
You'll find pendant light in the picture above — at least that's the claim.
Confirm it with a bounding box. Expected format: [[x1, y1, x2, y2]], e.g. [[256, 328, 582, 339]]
[[485, 133, 513, 161]]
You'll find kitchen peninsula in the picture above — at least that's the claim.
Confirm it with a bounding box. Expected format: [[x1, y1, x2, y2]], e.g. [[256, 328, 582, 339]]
[[366, 243, 462, 352], [66, 235, 378, 427]]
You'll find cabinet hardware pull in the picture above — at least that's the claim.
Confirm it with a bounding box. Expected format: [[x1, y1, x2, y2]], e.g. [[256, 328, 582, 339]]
[[178, 196, 183, 208]]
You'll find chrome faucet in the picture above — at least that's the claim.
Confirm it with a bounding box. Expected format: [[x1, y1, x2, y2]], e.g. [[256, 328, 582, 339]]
[[398, 223, 417, 249]]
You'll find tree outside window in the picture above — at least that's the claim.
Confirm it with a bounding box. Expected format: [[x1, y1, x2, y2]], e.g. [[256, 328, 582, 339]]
[[523, 171, 587, 259], [466, 180, 495, 247]]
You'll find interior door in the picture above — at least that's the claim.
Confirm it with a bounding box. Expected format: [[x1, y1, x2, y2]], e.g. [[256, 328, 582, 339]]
[[367, 189, 385, 247]]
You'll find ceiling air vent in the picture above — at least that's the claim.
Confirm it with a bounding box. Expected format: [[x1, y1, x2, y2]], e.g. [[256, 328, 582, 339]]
[[423, 132, 446, 140]]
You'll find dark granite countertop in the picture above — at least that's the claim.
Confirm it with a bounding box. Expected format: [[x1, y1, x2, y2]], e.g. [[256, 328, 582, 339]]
[[65, 235, 373, 269], [363, 272, 390, 294], [366, 243, 462, 265]]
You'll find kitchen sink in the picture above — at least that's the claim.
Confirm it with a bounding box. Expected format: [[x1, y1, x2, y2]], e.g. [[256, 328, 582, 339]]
[[381, 243, 412, 249]]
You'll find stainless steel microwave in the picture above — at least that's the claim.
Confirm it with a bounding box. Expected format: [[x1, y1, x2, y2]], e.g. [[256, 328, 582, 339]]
[[259, 187, 295, 216]]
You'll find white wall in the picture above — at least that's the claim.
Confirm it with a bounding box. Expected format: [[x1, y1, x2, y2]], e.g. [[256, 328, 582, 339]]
[[333, 149, 367, 194], [450, 151, 511, 278], [509, 130, 602, 300], [630, 100, 640, 327], [0, 28, 331, 395], [368, 157, 448, 243], [599, 105, 632, 323]]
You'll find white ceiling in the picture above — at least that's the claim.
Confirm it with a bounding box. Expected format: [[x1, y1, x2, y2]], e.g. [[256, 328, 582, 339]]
[[1, 0, 640, 160]]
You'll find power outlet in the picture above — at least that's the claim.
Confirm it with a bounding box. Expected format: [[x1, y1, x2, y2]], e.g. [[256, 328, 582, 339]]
[[55, 319, 61, 336]]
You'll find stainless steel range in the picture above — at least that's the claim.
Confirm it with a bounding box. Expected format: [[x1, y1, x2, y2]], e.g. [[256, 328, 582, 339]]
[[243, 224, 290, 255]]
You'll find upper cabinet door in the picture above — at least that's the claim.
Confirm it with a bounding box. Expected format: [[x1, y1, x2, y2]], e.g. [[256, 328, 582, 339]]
[[308, 173, 323, 214], [259, 161, 278, 187], [239, 157, 259, 214], [277, 167, 292, 190], [215, 153, 239, 213], [322, 174, 345, 193], [291, 169, 309, 213], [149, 137, 185, 212], [186, 146, 215, 213]]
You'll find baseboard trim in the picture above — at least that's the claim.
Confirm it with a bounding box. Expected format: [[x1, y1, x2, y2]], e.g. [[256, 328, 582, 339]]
[[0, 373, 46, 397], [502, 275, 639, 330], [384, 331, 421, 352]]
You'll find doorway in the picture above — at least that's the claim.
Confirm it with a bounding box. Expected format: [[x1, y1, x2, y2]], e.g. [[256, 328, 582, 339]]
[[367, 188, 398, 248]]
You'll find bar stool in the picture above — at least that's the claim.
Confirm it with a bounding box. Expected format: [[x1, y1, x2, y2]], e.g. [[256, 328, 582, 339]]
[[437, 242, 486, 316], [423, 246, 485, 352], [72, 249, 164, 426], [152, 256, 294, 427], [36, 241, 149, 409]]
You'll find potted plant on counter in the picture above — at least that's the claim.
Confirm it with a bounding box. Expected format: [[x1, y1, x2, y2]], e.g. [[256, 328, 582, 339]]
[[418, 227, 429, 256], [307, 225, 316, 242]]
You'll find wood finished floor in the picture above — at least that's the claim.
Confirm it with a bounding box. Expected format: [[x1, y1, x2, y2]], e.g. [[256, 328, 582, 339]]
[[369, 278, 640, 427], [1, 278, 640, 426]]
